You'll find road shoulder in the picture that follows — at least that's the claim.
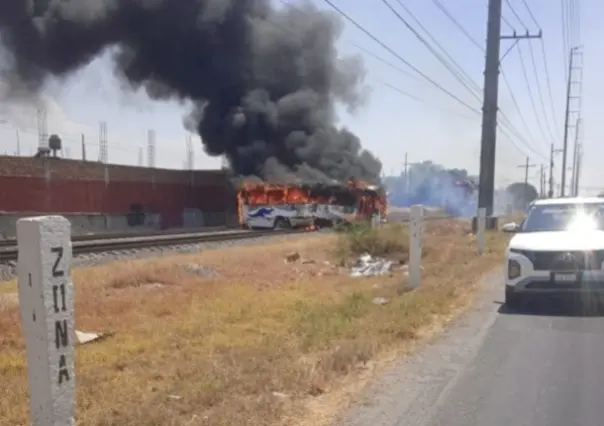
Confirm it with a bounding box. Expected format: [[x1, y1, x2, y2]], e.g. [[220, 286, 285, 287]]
[[333, 269, 503, 426]]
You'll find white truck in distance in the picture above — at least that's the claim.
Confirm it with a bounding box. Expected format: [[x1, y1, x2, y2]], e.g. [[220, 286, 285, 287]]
[[502, 197, 604, 308]]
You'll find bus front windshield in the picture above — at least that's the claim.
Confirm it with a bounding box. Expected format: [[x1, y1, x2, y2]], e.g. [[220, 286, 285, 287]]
[[521, 203, 604, 232]]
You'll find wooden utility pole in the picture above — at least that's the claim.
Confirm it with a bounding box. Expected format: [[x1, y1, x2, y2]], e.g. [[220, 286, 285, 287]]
[[518, 157, 537, 209]]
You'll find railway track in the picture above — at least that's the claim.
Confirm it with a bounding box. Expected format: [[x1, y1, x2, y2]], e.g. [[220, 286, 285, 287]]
[[0, 212, 460, 263], [0, 226, 230, 248], [0, 228, 304, 263]]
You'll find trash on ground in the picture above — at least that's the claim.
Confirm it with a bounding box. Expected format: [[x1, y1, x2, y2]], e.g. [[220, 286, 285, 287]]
[[75, 330, 110, 345], [349, 253, 393, 277]]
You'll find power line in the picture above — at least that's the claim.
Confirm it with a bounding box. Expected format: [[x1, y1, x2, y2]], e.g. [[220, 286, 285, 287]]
[[387, 0, 546, 159], [519, 0, 561, 142], [431, 0, 483, 51], [317, 0, 480, 114], [499, 70, 537, 147], [377, 79, 476, 120], [539, 39, 561, 141], [428, 0, 547, 160], [520, 0, 539, 28], [279, 0, 481, 119], [383, 0, 482, 101], [561, 0, 571, 80], [504, 0, 528, 30], [516, 42, 549, 149], [527, 40, 556, 144]]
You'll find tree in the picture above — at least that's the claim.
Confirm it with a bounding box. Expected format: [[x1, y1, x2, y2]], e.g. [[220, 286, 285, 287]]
[[506, 182, 538, 210]]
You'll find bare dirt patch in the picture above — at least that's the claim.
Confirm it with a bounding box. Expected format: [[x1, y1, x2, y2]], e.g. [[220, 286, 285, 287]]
[[0, 221, 508, 426]]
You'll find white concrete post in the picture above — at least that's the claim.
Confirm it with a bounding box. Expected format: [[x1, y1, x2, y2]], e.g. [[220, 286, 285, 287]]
[[477, 207, 486, 256], [408, 205, 423, 289], [17, 216, 75, 426]]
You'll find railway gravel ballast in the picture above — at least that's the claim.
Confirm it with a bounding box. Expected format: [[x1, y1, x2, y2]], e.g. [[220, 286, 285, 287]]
[[0, 228, 303, 263]]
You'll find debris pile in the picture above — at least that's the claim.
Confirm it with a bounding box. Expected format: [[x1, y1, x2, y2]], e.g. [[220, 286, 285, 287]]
[[349, 253, 394, 277]]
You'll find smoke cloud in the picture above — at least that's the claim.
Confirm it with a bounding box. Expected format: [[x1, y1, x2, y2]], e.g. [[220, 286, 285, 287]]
[[0, 0, 382, 183]]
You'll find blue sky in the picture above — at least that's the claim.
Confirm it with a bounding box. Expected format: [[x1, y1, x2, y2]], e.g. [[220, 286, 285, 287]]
[[0, 0, 599, 194]]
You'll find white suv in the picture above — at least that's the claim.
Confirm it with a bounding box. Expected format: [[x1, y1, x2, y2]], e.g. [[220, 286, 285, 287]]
[[502, 197, 604, 307]]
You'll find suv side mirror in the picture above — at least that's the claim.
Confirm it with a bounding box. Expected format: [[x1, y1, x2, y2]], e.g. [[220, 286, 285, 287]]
[[501, 222, 519, 233]]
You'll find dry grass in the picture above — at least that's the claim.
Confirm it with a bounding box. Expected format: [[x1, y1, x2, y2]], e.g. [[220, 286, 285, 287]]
[[0, 220, 508, 426]]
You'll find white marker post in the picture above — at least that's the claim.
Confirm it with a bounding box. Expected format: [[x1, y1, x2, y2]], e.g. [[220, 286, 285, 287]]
[[476, 207, 486, 256], [408, 205, 423, 289], [17, 216, 75, 426]]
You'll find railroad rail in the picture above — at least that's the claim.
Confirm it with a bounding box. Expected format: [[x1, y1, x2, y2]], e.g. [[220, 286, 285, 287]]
[[0, 226, 230, 248], [0, 228, 305, 263]]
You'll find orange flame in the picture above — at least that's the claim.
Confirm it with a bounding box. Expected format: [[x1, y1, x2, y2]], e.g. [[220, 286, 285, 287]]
[[236, 179, 388, 227]]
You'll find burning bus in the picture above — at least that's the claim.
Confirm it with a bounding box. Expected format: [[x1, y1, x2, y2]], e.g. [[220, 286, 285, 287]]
[[237, 178, 387, 230]]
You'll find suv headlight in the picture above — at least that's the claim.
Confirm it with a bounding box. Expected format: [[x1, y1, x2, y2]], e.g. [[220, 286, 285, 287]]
[[508, 259, 521, 279]]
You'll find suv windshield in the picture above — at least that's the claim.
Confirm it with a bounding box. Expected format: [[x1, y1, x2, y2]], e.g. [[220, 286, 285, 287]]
[[521, 203, 604, 232]]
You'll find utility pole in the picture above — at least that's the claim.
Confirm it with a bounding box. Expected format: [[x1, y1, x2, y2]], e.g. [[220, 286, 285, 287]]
[[570, 117, 581, 196], [147, 130, 156, 168], [477, 0, 541, 222], [539, 164, 545, 197], [81, 134, 87, 161], [16, 129, 20, 156], [574, 145, 582, 196], [518, 157, 537, 209], [561, 46, 583, 196], [98, 121, 108, 164], [548, 143, 563, 198], [403, 152, 409, 198]]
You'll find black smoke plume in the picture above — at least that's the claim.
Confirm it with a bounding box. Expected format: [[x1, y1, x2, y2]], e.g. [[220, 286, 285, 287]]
[[0, 0, 382, 183]]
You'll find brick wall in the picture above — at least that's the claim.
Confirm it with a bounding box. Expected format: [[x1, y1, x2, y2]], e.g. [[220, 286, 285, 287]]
[[0, 156, 234, 218]]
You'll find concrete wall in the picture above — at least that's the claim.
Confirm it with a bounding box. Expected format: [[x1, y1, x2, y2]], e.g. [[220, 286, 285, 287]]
[[0, 213, 162, 238], [0, 156, 239, 237]]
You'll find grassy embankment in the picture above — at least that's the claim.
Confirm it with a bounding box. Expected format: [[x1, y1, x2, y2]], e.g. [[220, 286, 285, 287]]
[[0, 219, 508, 426]]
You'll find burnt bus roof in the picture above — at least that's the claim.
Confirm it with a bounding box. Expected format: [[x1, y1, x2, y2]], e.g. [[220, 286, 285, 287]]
[[239, 181, 385, 194]]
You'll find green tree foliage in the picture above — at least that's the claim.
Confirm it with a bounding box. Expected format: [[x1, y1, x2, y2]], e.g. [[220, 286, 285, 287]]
[[506, 182, 539, 210]]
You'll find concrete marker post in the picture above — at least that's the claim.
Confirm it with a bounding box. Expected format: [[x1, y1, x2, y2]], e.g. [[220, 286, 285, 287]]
[[17, 216, 75, 426], [477, 207, 487, 256], [408, 205, 423, 289]]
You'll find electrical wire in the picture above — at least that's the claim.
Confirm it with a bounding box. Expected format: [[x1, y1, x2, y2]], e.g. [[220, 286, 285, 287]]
[[520, 0, 561, 142], [430, 0, 483, 51], [521, 0, 539, 28], [504, 0, 528, 30], [426, 0, 547, 160], [516, 42, 550, 149], [528, 41, 556, 144], [384, 0, 546, 159], [375, 79, 477, 121], [561, 0, 570, 80], [317, 0, 480, 114], [383, 0, 482, 101], [539, 40, 561, 142], [387, 0, 548, 160], [278, 0, 477, 117]]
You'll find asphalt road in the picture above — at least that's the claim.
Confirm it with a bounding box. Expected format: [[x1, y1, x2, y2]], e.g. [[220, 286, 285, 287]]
[[335, 272, 604, 426]]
